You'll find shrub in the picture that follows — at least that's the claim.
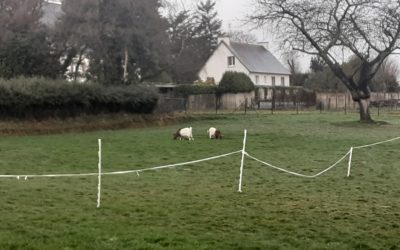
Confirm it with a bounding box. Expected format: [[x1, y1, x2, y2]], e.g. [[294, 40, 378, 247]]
[[0, 77, 158, 119], [217, 72, 255, 94], [174, 84, 217, 97]]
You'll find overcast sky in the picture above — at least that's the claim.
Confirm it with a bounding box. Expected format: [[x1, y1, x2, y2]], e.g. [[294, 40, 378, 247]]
[[214, 0, 254, 34]]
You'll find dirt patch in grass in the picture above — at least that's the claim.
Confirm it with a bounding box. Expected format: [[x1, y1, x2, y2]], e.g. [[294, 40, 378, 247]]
[[0, 113, 192, 136]]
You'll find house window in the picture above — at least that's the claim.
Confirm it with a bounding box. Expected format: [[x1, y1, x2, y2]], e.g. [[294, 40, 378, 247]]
[[272, 76, 276, 86], [227, 56, 235, 66], [281, 77, 285, 86], [264, 76, 267, 84], [255, 75, 259, 84]]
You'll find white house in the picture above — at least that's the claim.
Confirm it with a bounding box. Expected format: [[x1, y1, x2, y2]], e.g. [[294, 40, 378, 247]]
[[198, 37, 291, 87]]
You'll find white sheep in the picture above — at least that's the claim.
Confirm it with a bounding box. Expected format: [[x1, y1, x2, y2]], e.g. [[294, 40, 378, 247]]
[[207, 127, 223, 139], [173, 127, 194, 141], [207, 127, 217, 139]]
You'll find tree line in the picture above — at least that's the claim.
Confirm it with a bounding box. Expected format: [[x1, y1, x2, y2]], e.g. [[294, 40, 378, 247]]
[[1, 0, 399, 104], [0, 0, 223, 84], [289, 55, 399, 93]]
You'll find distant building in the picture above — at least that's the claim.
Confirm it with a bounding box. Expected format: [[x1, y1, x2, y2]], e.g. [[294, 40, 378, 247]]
[[198, 37, 291, 87]]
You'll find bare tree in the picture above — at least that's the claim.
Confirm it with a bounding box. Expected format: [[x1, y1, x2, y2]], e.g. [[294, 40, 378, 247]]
[[251, 0, 400, 122], [227, 30, 258, 44], [283, 50, 304, 86], [371, 58, 400, 92]]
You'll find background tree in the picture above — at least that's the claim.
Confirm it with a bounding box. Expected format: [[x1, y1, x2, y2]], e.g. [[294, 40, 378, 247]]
[[0, 0, 61, 78], [251, 0, 400, 122], [55, 0, 99, 81], [57, 0, 169, 85], [309, 56, 326, 73], [226, 30, 258, 44], [370, 58, 400, 92], [194, 0, 223, 56], [305, 56, 399, 92], [165, 0, 222, 83], [283, 51, 307, 86], [167, 10, 196, 83]]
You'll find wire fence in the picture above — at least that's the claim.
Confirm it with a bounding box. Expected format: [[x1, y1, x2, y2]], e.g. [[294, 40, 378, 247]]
[[0, 131, 399, 207]]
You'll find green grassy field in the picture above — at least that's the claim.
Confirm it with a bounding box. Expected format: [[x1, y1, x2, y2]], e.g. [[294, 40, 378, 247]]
[[0, 111, 399, 250]]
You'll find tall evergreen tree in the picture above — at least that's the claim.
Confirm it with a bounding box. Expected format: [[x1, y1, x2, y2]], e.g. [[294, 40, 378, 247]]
[[194, 0, 222, 62], [166, 0, 222, 83]]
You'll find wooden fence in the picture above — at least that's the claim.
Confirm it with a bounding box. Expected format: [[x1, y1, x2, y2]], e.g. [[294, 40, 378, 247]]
[[154, 87, 400, 113], [316, 92, 400, 111]]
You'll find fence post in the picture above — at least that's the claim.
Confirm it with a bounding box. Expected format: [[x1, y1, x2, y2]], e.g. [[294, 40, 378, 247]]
[[347, 147, 353, 177], [378, 102, 380, 116], [215, 94, 218, 114], [184, 97, 188, 114], [97, 139, 102, 208], [328, 98, 331, 111], [345, 95, 347, 115], [336, 94, 338, 111], [238, 130, 247, 193], [319, 101, 322, 113], [271, 88, 275, 115]]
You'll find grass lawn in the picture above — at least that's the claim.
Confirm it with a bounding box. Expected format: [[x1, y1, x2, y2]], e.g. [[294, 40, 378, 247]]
[[0, 111, 399, 249]]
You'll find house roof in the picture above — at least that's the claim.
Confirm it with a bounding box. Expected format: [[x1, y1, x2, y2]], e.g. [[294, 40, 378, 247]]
[[228, 42, 290, 75]]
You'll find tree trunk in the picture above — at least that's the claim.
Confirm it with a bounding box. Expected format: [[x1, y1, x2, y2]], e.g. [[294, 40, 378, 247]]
[[73, 50, 84, 82], [357, 98, 373, 123], [123, 47, 129, 83]]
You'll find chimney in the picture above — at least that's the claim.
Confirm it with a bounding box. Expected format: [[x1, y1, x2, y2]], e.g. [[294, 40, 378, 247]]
[[258, 41, 269, 50], [218, 36, 230, 46]]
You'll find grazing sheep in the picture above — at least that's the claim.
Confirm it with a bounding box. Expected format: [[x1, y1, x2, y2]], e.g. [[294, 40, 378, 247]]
[[173, 127, 194, 140], [214, 129, 223, 139], [207, 127, 217, 139], [207, 127, 223, 139]]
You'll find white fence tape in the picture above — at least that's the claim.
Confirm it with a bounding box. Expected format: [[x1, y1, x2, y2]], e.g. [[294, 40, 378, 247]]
[[352, 136, 400, 149], [102, 150, 242, 175], [0, 150, 242, 179], [245, 150, 351, 178], [243, 135, 399, 180], [0, 172, 98, 179], [346, 136, 400, 177]]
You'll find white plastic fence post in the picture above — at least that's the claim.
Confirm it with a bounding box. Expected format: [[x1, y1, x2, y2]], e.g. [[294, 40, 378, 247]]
[[238, 129, 247, 192], [347, 147, 353, 177], [97, 139, 102, 208]]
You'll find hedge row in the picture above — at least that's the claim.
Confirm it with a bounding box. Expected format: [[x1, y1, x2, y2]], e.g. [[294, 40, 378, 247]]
[[174, 84, 217, 97], [0, 78, 158, 119], [174, 72, 255, 97]]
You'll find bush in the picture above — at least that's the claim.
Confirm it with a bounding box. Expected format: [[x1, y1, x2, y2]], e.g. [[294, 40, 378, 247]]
[[174, 84, 217, 97], [217, 72, 255, 94], [0, 77, 158, 119]]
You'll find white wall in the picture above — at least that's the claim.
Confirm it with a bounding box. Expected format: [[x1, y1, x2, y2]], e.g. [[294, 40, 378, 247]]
[[198, 43, 249, 84]]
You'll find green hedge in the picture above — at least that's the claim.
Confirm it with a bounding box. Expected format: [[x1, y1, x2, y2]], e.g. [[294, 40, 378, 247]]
[[0, 78, 158, 119], [174, 72, 255, 97], [174, 84, 217, 97], [218, 72, 255, 93]]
